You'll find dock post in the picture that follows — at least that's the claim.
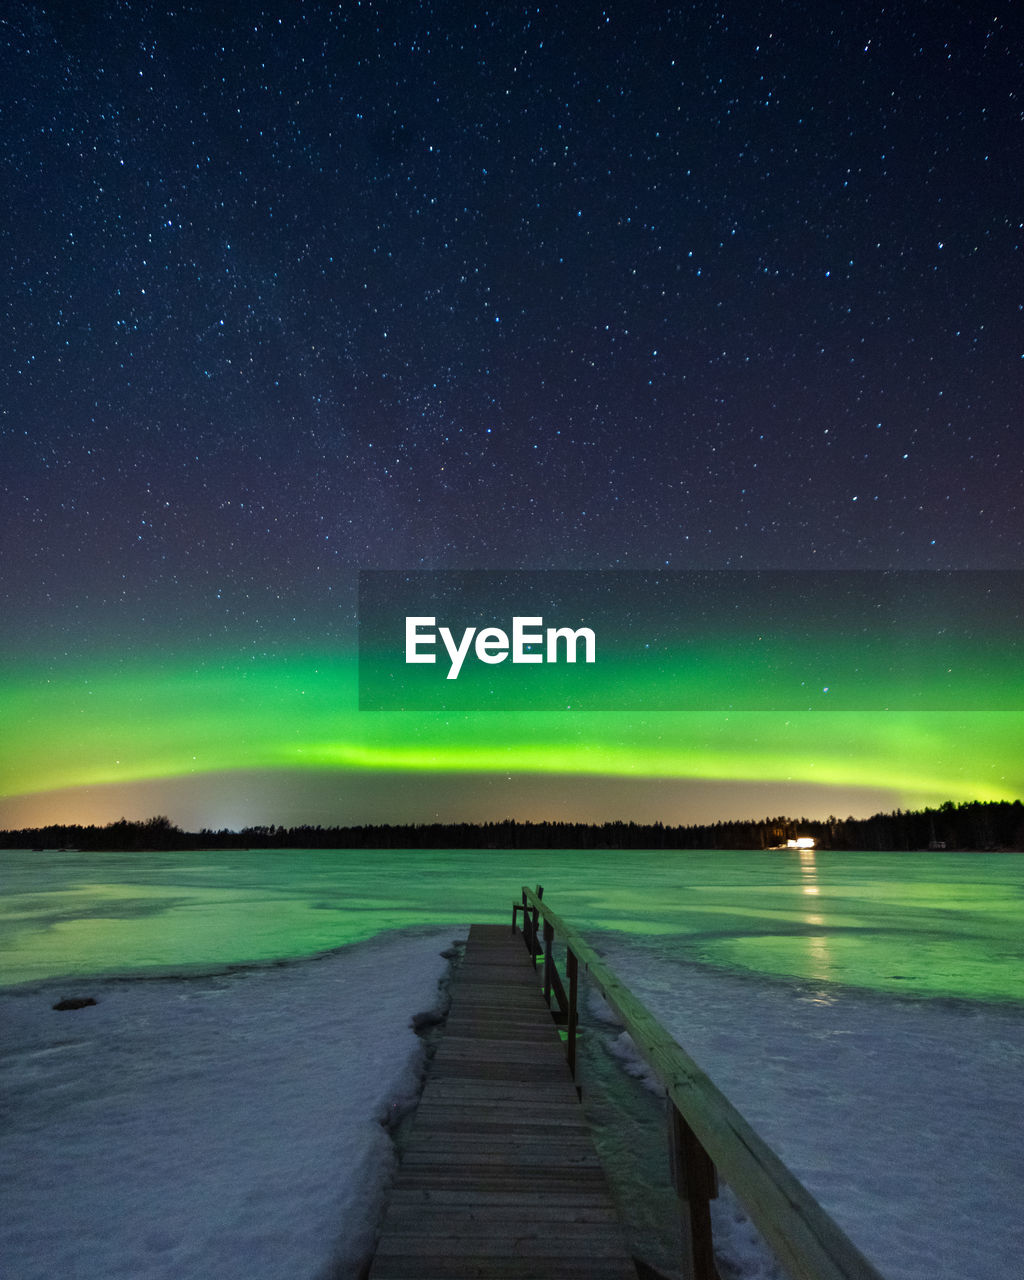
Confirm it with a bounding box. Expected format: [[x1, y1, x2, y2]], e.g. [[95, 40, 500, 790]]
[[543, 917, 555, 1005], [521, 887, 533, 955], [567, 946, 579, 1080], [668, 1102, 719, 1280]]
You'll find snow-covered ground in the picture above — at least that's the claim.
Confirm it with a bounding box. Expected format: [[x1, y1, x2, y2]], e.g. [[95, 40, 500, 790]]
[[3, 927, 1023, 1280], [591, 939, 1024, 1280], [0, 930, 455, 1280]]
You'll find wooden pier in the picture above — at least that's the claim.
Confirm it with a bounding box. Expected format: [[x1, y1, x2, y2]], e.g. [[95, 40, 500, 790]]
[[370, 892, 888, 1280], [368, 922, 637, 1279]]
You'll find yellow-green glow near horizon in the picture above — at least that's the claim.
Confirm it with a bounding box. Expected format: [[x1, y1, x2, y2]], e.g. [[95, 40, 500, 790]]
[[2, 651, 1021, 816]]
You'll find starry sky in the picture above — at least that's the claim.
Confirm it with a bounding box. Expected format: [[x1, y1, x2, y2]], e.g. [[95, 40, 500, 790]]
[[2, 1, 1022, 832]]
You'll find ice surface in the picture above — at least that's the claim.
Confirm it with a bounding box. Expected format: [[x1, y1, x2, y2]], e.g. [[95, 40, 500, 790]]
[[0, 930, 454, 1280]]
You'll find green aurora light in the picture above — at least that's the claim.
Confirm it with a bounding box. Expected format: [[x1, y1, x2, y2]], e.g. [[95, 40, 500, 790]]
[[2, 650, 1021, 821]]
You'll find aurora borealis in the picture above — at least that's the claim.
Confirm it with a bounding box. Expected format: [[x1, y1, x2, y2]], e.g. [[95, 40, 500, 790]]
[[3, 643, 1022, 830], [2, 3, 1022, 831]]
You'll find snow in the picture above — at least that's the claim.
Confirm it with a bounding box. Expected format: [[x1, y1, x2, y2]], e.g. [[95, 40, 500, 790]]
[[588, 940, 1024, 1280], [0, 930, 455, 1280]]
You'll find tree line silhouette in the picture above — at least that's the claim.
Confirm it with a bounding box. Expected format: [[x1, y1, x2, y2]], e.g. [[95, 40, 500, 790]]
[[2, 799, 1022, 853]]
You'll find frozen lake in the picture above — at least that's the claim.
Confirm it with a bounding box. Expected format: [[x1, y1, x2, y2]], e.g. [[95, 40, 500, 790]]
[[2, 846, 1022, 1001], [2, 848, 1022, 1279]]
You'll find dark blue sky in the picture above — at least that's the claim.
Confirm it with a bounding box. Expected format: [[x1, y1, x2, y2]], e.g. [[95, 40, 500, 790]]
[[3, 0, 1022, 655]]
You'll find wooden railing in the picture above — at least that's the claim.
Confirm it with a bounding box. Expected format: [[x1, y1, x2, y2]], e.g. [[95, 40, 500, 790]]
[[512, 885, 886, 1280]]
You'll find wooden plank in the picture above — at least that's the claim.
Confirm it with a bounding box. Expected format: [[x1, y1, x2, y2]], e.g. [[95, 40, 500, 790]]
[[391, 1172, 613, 1194], [410, 1111, 590, 1133], [371, 1261, 635, 1280], [405, 1130, 593, 1150], [421, 1081, 581, 1105], [425, 1061, 573, 1083], [381, 1204, 622, 1228], [368, 923, 636, 1280], [433, 1038, 566, 1061], [374, 1229, 632, 1257], [386, 1189, 619, 1209], [398, 1148, 602, 1169]]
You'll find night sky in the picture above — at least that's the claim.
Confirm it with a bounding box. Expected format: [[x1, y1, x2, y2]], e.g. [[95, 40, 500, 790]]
[[2, 2, 1022, 831]]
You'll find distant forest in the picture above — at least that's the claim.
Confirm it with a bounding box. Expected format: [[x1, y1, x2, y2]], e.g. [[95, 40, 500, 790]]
[[2, 799, 1022, 853]]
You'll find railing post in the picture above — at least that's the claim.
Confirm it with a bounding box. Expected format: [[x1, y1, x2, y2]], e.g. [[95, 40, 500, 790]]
[[543, 918, 555, 1005], [567, 946, 579, 1080], [668, 1102, 719, 1280], [521, 888, 532, 955]]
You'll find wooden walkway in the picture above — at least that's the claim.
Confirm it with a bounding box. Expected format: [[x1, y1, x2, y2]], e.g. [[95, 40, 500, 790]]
[[368, 923, 638, 1279]]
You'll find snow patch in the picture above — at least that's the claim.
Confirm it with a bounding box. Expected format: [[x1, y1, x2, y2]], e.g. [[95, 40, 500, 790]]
[[0, 930, 454, 1280]]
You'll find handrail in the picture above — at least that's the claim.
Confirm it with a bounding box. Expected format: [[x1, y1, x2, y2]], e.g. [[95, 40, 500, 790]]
[[517, 885, 886, 1280]]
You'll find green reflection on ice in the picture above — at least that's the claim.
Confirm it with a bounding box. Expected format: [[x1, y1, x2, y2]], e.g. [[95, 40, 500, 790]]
[[1, 849, 1021, 1004]]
